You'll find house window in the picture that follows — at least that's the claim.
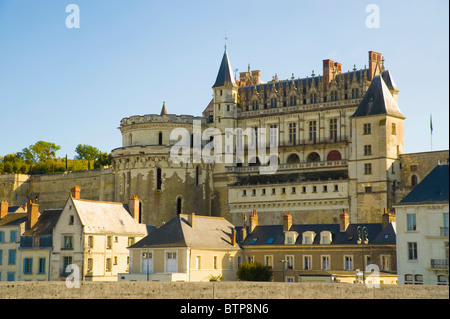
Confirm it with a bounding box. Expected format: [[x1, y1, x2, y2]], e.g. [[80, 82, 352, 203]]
[[128, 237, 135, 246], [344, 256, 353, 270], [329, 118, 338, 140], [38, 258, 46, 274], [303, 256, 312, 270], [408, 242, 418, 260], [106, 258, 112, 271], [365, 187, 373, 193], [286, 256, 294, 270], [196, 256, 201, 270], [23, 258, 33, 274], [69, 215, 74, 225], [407, 214, 417, 231], [88, 236, 94, 248], [364, 145, 372, 155], [322, 256, 330, 270], [87, 258, 93, 272], [364, 163, 372, 175], [264, 255, 273, 268], [289, 123, 297, 144], [414, 274, 423, 285], [63, 236, 73, 250], [106, 236, 112, 249], [9, 230, 16, 243], [381, 255, 390, 271], [309, 121, 317, 142], [0, 231, 4, 242], [114, 256, 118, 265], [363, 123, 371, 135], [63, 256, 72, 276]]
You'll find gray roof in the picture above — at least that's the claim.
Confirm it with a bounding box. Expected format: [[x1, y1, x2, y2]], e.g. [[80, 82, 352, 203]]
[[399, 164, 449, 204], [22, 209, 63, 236], [212, 49, 237, 88], [351, 74, 405, 119], [239, 222, 396, 246], [71, 198, 148, 236], [0, 212, 28, 227], [129, 214, 239, 250]]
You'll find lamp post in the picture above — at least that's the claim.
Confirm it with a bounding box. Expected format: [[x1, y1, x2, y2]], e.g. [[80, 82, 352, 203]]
[[357, 226, 368, 284], [279, 259, 287, 282]]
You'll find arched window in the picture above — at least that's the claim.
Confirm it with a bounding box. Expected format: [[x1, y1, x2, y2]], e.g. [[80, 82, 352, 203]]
[[156, 168, 162, 190], [158, 132, 163, 145], [307, 152, 321, 163], [286, 153, 300, 164], [176, 197, 182, 214], [327, 150, 342, 161], [411, 175, 418, 187]]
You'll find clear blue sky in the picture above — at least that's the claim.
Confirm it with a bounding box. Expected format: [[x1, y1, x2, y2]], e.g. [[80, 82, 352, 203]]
[[0, 0, 448, 158]]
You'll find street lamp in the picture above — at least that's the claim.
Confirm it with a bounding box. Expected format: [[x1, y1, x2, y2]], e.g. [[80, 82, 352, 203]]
[[357, 226, 368, 284], [279, 259, 287, 282]]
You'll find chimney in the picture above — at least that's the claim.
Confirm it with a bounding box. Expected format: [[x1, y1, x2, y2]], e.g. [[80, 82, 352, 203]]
[[339, 210, 350, 232], [26, 200, 39, 230], [70, 185, 81, 199], [241, 227, 247, 242], [368, 51, 382, 81], [251, 70, 261, 85], [231, 228, 237, 247], [323, 59, 334, 84], [249, 209, 258, 233], [283, 212, 292, 232], [129, 195, 140, 222], [382, 208, 396, 229], [1, 200, 8, 219], [188, 212, 195, 228]]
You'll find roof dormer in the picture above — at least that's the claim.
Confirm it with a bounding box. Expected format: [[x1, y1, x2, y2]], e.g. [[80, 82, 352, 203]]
[[302, 231, 316, 245]]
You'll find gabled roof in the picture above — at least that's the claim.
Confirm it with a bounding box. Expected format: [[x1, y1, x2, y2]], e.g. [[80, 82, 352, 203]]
[[22, 209, 63, 236], [399, 164, 449, 204], [240, 222, 396, 246], [70, 198, 148, 236], [212, 49, 237, 88], [351, 74, 405, 119], [381, 70, 399, 92], [129, 214, 238, 250], [0, 212, 28, 227]]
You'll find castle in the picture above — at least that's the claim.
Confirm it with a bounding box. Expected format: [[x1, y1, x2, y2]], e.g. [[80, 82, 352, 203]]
[[0, 49, 448, 227]]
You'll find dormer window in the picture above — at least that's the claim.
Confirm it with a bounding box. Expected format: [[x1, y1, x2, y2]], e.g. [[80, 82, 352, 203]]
[[284, 231, 298, 245], [320, 231, 332, 244], [302, 231, 316, 245]]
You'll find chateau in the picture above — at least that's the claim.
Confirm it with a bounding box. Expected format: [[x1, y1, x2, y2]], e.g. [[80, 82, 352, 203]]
[[0, 50, 448, 228]]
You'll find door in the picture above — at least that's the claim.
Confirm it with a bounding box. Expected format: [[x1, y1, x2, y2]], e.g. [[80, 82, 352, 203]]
[[166, 252, 177, 273]]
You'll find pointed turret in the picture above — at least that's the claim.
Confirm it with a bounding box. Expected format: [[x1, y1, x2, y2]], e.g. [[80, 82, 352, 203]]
[[212, 48, 237, 88], [351, 75, 405, 119], [160, 101, 168, 115]]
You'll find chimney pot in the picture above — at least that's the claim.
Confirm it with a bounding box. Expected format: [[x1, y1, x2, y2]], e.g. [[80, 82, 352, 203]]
[[231, 228, 237, 246], [1, 200, 8, 219], [339, 210, 350, 232], [26, 200, 39, 230], [382, 208, 396, 229], [70, 185, 81, 199], [129, 195, 140, 223], [283, 212, 292, 232], [249, 209, 258, 233]]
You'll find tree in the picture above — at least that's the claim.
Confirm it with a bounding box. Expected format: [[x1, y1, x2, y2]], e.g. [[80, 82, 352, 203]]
[[18, 141, 61, 164], [236, 262, 273, 282], [74, 144, 100, 170], [94, 152, 111, 169]]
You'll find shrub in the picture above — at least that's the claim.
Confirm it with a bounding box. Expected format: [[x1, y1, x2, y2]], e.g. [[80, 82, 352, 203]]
[[237, 262, 273, 282]]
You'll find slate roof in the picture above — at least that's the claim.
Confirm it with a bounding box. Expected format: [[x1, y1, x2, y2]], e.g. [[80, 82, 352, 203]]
[[0, 212, 28, 227], [232, 170, 348, 186], [129, 214, 239, 250], [22, 209, 63, 236], [71, 198, 148, 236], [212, 49, 238, 88], [399, 164, 449, 204], [351, 74, 405, 119], [239, 222, 396, 246]]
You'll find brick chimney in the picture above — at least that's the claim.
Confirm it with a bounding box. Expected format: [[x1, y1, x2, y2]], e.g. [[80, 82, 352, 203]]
[[1, 200, 8, 219], [323, 59, 334, 84], [339, 210, 350, 232], [26, 200, 39, 230], [283, 212, 292, 232], [70, 185, 81, 199], [231, 228, 237, 247], [368, 51, 382, 81], [128, 195, 140, 222], [249, 209, 258, 233], [188, 212, 195, 228], [382, 208, 396, 229]]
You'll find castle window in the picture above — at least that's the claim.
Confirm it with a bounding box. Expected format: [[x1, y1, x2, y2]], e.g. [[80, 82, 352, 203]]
[[290, 96, 297, 106], [270, 98, 277, 108], [302, 186, 306, 193], [281, 188, 286, 194], [352, 88, 359, 99], [307, 152, 321, 163], [292, 187, 296, 194], [252, 189, 256, 196], [158, 132, 163, 145], [262, 189, 266, 195], [272, 188, 276, 195], [243, 190, 247, 196], [364, 163, 372, 175], [323, 185, 328, 192], [392, 123, 396, 135], [334, 185, 339, 192], [331, 91, 338, 101], [252, 101, 258, 110], [177, 197, 182, 214], [363, 123, 371, 135], [269, 125, 278, 147], [195, 166, 200, 186], [411, 175, 418, 187], [365, 186, 373, 193], [309, 121, 317, 142], [220, 90, 222, 96], [289, 123, 297, 145], [364, 145, 372, 155], [312, 186, 317, 193], [227, 105, 230, 112], [156, 168, 162, 190], [329, 118, 338, 140], [310, 94, 317, 104]]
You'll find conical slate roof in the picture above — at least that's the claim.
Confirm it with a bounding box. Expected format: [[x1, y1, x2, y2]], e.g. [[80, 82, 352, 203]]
[[351, 74, 405, 119], [212, 49, 237, 88], [160, 102, 168, 115]]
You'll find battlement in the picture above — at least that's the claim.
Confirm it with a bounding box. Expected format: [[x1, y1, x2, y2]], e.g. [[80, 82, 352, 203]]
[[120, 114, 207, 128]]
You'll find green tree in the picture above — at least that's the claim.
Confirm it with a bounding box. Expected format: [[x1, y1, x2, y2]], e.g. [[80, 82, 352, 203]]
[[94, 152, 111, 169], [236, 262, 273, 282], [74, 144, 100, 170], [18, 141, 61, 164]]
